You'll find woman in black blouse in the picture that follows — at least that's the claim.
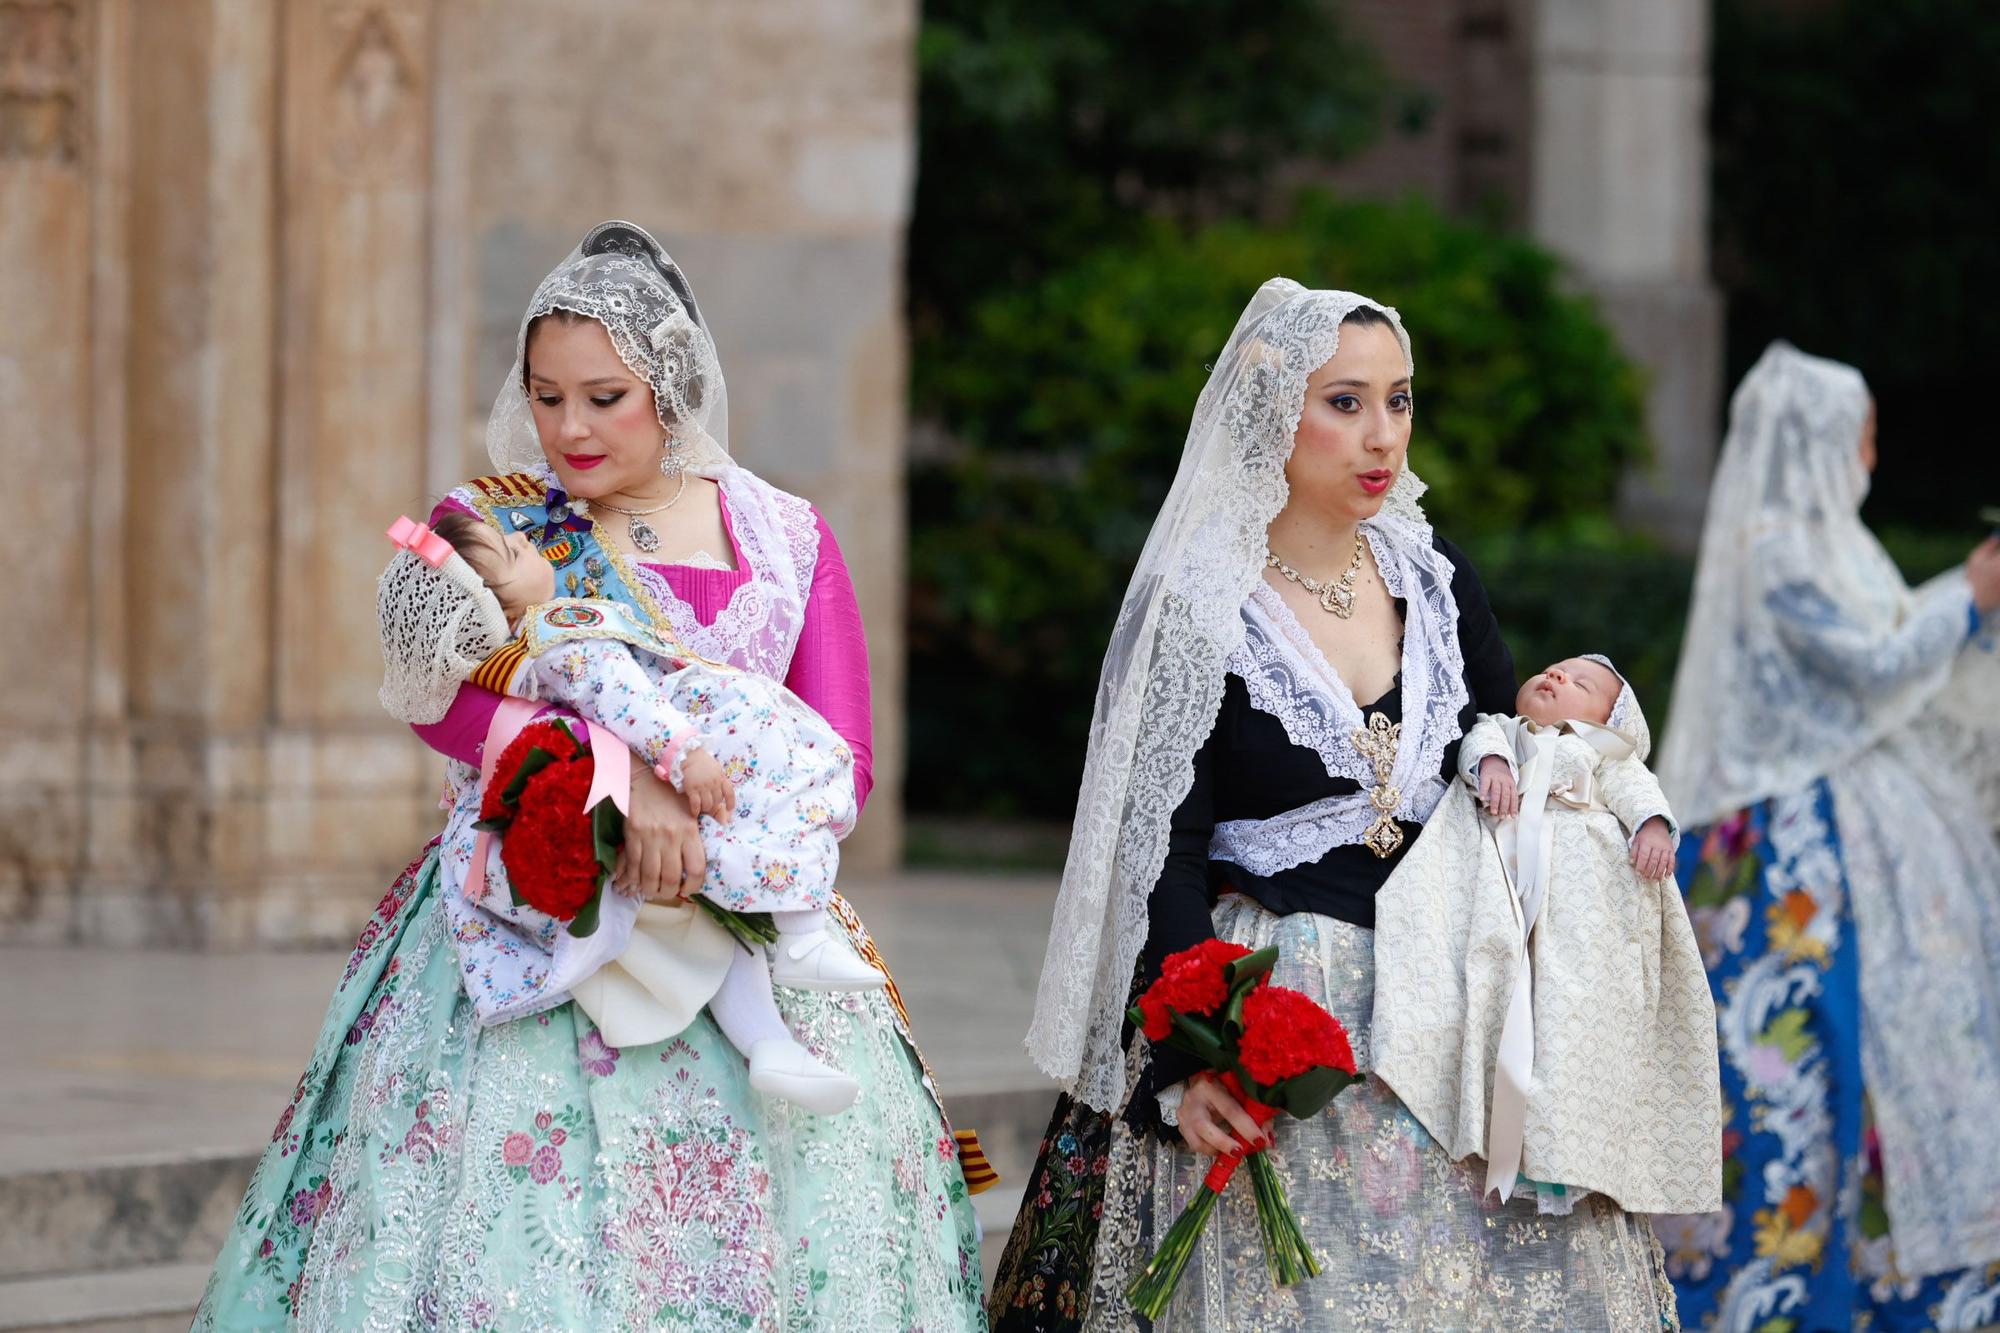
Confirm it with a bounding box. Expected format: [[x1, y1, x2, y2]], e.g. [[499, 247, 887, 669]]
[[991, 283, 1676, 1331], [1135, 524, 1517, 1114]]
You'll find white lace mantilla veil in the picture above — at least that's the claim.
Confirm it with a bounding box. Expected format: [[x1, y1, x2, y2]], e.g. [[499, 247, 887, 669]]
[[487, 219, 730, 476], [1656, 341, 1976, 827], [477, 221, 818, 682], [1025, 279, 1436, 1111]]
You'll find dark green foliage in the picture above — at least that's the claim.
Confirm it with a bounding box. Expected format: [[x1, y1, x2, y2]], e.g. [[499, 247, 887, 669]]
[[907, 194, 1649, 816], [910, 0, 1397, 340], [1711, 0, 2000, 522]]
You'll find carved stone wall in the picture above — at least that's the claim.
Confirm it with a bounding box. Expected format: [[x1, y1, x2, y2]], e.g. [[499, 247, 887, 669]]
[[0, 0, 917, 946], [0, 0, 93, 929]]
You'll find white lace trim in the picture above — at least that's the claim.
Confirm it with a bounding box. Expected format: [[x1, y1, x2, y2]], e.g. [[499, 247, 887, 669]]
[[376, 548, 513, 725], [439, 466, 820, 683], [1213, 520, 1466, 875], [1210, 783, 1448, 877], [638, 468, 820, 677]]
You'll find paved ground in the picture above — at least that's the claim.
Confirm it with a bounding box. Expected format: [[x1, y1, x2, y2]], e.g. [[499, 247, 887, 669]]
[[0, 870, 1064, 1323]]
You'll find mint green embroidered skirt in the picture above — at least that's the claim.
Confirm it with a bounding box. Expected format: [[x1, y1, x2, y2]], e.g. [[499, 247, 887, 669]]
[[195, 846, 987, 1331]]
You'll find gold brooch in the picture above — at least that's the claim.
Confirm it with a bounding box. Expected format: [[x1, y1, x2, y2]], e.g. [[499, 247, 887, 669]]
[[1352, 711, 1404, 858]]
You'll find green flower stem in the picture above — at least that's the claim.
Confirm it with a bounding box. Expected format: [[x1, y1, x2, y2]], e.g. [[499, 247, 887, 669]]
[[1124, 1183, 1221, 1320], [1247, 1151, 1320, 1286], [696, 900, 779, 949]]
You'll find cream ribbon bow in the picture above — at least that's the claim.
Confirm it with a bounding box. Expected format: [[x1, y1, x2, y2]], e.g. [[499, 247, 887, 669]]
[[1482, 717, 1635, 1201]]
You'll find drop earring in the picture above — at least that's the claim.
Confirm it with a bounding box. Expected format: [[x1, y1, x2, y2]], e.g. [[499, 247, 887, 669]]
[[658, 434, 686, 479]]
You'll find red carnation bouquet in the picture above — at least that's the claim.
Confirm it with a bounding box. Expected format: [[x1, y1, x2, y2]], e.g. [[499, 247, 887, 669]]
[[473, 718, 773, 947], [1124, 940, 1361, 1316]]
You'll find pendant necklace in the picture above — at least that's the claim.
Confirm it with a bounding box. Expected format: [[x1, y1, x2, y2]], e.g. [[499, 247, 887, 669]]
[[1266, 533, 1366, 618], [592, 472, 688, 555]]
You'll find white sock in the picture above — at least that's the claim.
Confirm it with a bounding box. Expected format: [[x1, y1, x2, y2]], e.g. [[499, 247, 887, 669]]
[[773, 908, 829, 937], [707, 946, 792, 1057]]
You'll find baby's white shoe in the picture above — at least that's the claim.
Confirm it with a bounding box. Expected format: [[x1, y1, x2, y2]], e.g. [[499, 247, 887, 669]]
[[747, 1038, 860, 1116], [770, 928, 888, 993]]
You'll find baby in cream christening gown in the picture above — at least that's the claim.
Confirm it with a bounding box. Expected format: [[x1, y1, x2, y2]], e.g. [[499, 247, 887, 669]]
[[1372, 654, 1722, 1216]]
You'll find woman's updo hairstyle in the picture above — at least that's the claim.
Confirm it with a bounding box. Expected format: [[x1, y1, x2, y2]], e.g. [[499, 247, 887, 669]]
[[1339, 303, 1394, 332]]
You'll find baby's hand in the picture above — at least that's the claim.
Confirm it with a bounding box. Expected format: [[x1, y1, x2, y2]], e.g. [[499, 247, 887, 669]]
[[1631, 816, 1675, 881], [1477, 754, 1519, 818], [679, 748, 736, 824]]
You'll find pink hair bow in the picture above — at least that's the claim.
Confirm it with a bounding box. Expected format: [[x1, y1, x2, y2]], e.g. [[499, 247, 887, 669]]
[[387, 515, 453, 568]]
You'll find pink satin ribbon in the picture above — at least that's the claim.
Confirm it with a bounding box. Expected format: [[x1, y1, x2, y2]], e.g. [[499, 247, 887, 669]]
[[463, 697, 632, 904], [387, 515, 454, 568]]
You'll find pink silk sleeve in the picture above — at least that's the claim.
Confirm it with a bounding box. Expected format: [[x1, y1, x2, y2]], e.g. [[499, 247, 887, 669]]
[[411, 685, 504, 767], [787, 511, 876, 809]]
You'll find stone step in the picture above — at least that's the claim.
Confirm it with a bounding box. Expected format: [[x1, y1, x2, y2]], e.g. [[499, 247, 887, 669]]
[[0, 873, 1064, 1306], [2, 1088, 1052, 1296], [0, 1262, 208, 1332], [0, 1152, 254, 1283]]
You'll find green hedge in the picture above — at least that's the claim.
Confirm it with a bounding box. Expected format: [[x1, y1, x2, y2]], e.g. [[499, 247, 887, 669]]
[[1465, 537, 1692, 741], [907, 193, 1650, 817]]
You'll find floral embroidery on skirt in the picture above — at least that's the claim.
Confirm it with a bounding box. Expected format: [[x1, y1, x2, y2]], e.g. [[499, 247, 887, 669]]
[[195, 845, 987, 1331], [996, 896, 1675, 1332], [1655, 784, 2000, 1332]]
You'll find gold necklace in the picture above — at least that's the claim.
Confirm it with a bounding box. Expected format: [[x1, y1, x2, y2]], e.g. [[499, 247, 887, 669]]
[[592, 472, 688, 554], [1266, 533, 1366, 618]]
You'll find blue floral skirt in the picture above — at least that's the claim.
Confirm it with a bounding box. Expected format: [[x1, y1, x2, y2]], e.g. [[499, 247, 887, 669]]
[[1653, 783, 2000, 1331], [195, 844, 987, 1331]]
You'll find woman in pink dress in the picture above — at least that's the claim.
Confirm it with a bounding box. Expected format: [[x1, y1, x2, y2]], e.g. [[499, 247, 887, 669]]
[[194, 221, 987, 1331]]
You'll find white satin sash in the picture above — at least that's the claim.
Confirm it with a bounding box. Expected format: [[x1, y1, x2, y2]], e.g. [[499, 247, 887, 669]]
[[1483, 719, 1634, 1200]]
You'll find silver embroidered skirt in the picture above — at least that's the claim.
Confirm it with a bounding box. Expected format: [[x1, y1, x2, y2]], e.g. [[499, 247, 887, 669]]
[[1082, 895, 1677, 1331]]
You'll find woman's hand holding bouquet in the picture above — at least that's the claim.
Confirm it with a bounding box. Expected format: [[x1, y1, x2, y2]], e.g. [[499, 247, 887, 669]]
[[474, 717, 773, 948], [1123, 940, 1362, 1317]]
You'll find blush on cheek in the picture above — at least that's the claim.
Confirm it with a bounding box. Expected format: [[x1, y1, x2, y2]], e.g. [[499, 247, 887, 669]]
[[610, 396, 655, 430]]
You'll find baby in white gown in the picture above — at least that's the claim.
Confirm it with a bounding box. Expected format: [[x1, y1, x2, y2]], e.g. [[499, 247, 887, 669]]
[[1372, 654, 1722, 1215]]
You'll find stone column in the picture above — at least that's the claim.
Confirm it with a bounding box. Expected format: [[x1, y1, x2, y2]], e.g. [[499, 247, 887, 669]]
[[5, 0, 440, 947], [260, 0, 440, 932], [1529, 0, 1721, 548], [0, 0, 100, 935], [98, 0, 286, 945], [0, 0, 294, 944]]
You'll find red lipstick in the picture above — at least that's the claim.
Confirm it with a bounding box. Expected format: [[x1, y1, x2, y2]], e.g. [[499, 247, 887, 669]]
[[1358, 469, 1393, 496], [563, 453, 607, 471]]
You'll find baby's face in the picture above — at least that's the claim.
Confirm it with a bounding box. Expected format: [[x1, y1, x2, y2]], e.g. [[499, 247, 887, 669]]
[[461, 525, 556, 618], [1516, 657, 1621, 728]]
